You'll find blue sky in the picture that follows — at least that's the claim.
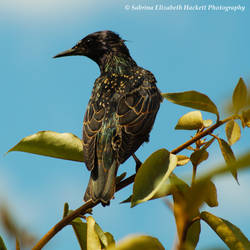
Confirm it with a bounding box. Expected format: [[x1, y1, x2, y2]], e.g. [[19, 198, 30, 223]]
[[1, 0, 250, 249]]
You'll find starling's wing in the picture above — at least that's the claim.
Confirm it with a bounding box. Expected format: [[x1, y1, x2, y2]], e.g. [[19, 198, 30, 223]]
[[116, 82, 162, 163], [82, 101, 105, 171]]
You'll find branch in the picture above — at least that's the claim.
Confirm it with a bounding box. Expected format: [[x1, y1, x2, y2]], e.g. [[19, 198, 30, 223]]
[[32, 118, 230, 250]]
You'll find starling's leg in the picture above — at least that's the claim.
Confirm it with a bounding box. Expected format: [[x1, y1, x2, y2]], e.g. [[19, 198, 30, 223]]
[[132, 154, 142, 172]]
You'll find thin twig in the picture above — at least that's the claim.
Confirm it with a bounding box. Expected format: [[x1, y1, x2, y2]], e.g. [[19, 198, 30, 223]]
[[32, 117, 231, 250]]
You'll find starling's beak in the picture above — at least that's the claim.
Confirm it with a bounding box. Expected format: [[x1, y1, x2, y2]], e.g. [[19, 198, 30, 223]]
[[53, 47, 79, 58]]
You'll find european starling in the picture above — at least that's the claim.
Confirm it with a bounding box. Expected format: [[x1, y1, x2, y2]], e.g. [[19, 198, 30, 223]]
[[54, 30, 162, 205]]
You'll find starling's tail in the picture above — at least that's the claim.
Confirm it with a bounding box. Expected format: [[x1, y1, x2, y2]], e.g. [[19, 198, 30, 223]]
[[84, 161, 118, 206]]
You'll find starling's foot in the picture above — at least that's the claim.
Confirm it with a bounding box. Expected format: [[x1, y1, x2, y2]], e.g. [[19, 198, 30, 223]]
[[132, 154, 142, 172]]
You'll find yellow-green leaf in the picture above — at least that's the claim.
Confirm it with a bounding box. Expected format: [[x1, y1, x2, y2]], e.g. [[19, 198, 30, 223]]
[[87, 216, 101, 250], [190, 149, 209, 167], [7, 131, 84, 162], [0, 236, 7, 250], [72, 217, 87, 250], [225, 120, 241, 145], [204, 180, 218, 207], [131, 149, 177, 207], [203, 119, 213, 128], [106, 235, 164, 250], [175, 111, 203, 130], [232, 78, 247, 113], [162, 91, 219, 119], [177, 155, 190, 166], [201, 211, 250, 250], [185, 219, 201, 250], [242, 109, 250, 128], [217, 138, 238, 183], [94, 223, 115, 248]]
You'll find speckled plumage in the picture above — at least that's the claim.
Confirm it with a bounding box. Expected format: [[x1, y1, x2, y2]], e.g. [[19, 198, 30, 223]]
[[54, 31, 162, 205]]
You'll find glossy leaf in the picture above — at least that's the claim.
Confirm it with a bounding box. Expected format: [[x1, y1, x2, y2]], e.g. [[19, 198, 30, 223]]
[[162, 91, 219, 119], [131, 149, 177, 207], [232, 78, 247, 113], [7, 131, 84, 162], [0, 236, 7, 250], [204, 180, 218, 207], [106, 235, 164, 250], [217, 138, 238, 183], [175, 111, 203, 130], [225, 120, 241, 145], [201, 211, 250, 249], [177, 155, 190, 166], [87, 216, 101, 250], [190, 149, 209, 167]]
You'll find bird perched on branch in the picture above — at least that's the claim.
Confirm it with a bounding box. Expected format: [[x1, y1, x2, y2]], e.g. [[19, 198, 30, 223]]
[[54, 30, 162, 206]]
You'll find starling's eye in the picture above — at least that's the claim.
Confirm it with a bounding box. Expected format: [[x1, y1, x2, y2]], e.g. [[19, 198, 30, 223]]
[[85, 38, 93, 45]]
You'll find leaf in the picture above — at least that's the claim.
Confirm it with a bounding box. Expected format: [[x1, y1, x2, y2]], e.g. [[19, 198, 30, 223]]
[[185, 219, 201, 250], [131, 149, 177, 207], [203, 119, 213, 128], [162, 91, 219, 119], [175, 111, 203, 130], [63, 202, 69, 218], [71, 217, 87, 250], [225, 120, 241, 145], [87, 216, 101, 250], [241, 109, 250, 128], [201, 137, 215, 151], [106, 235, 164, 250], [7, 131, 84, 162], [201, 211, 250, 250], [204, 180, 218, 207], [94, 223, 114, 248], [0, 236, 7, 250], [177, 155, 190, 166], [115, 172, 127, 184], [232, 78, 247, 113], [104, 232, 115, 247], [217, 138, 238, 183], [190, 149, 209, 167]]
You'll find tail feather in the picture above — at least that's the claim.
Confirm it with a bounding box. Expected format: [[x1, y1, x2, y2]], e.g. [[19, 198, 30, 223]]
[[84, 161, 118, 205]]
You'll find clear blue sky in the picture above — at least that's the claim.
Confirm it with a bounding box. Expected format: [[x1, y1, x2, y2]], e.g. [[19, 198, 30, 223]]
[[1, 0, 249, 249]]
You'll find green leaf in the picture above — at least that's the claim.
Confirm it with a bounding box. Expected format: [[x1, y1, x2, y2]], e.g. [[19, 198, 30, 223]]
[[204, 180, 218, 207], [94, 223, 115, 248], [185, 220, 201, 250], [241, 109, 250, 128], [217, 138, 238, 183], [7, 131, 84, 162], [225, 120, 241, 145], [190, 149, 209, 167], [87, 216, 101, 250], [131, 149, 177, 207], [232, 78, 247, 113], [162, 91, 219, 119], [71, 217, 87, 250], [175, 111, 203, 130], [106, 235, 164, 250], [201, 211, 250, 250], [177, 155, 190, 166], [0, 235, 7, 250]]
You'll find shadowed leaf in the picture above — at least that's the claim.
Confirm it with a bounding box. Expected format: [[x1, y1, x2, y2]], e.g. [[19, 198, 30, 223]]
[[106, 235, 164, 250], [131, 149, 177, 207], [7, 131, 84, 162], [190, 149, 209, 167], [241, 109, 250, 128], [217, 138, 238, 183], [232, 78, 247, 113], [204, 180, 218, 207], [175, 111, 203, 130], [201, 211, 250, 250], [72, 218, 87, 250], [185, 219, 201, 250], [162, 91, 219, 119], [0, 236, 7, 250], [225, 120, 241, 145]]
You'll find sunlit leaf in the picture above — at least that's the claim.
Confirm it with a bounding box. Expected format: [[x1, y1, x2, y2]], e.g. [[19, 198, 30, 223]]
[[225, 120, 241, 145], [217, 138, 238, 183], [204, 180, 218, 207], [175, 111, 203, 130], [106, 235, 164, 250], [104, 232, 115, 247], [0, 236, 7, 250], [190, 149, 209, 167], [131, 149, 177, 207], [7, 131, 84, 162], [87, 216, 101, 250], [232, 78, 247, 113], [201, 211, 250, 249], [177, 155, 190, 166], [241, 109, 250, 128], [162, 91, 219, 119], [203, 119, 213, 128], [94, 223, 115, 248]]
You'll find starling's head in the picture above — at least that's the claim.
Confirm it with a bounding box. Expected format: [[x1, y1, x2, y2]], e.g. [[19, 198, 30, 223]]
[[53, 30, 130, 64]]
